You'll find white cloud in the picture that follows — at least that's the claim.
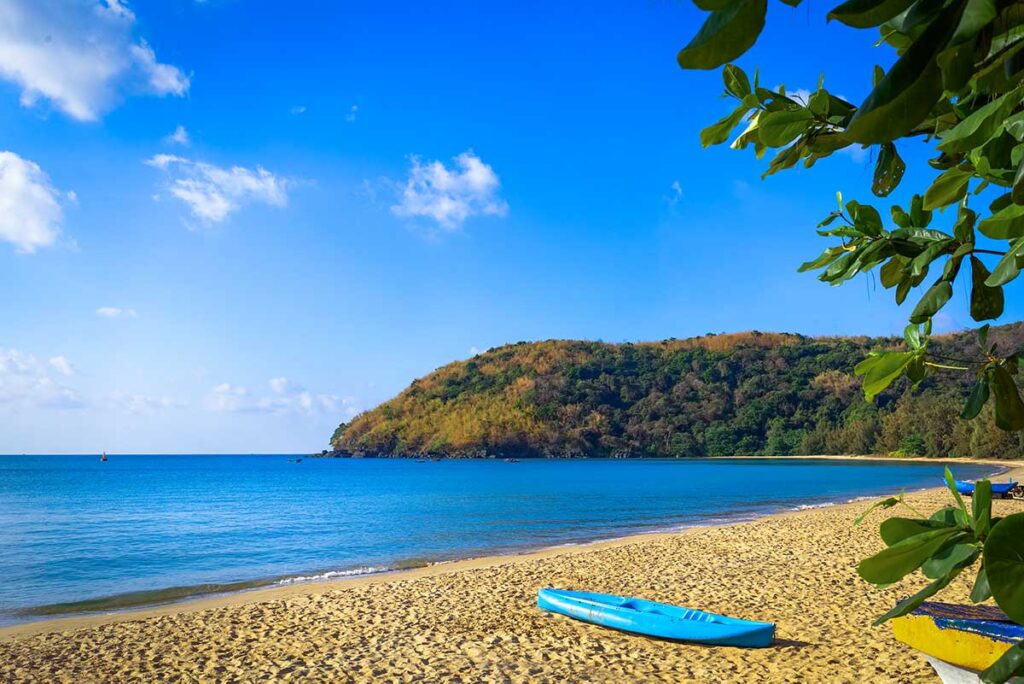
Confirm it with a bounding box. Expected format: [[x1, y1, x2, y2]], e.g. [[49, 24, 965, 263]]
[[105, 392, 183, 414], [129, 41, 188, 97], [786, 88, 812, 105], [390, 151, 508, 230], [145, 154, 290, 224], [840, 145, 870, 163], [0, 151, 64, 253], [469, 346, 481, 356], [48, 355, 74, 376], [667, 180, 682, 207], [0, 348, 83, 409], [345, 104, 357, 122], [96, 306, 137, 318], [205, 377, 356, 416], [166, 125, 190, 146], [931, 311, 963, 334], [0, 0, 190, 121]]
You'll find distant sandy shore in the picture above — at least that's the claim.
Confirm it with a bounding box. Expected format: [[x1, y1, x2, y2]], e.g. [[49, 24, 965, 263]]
[[2, 462, 1020, 682]]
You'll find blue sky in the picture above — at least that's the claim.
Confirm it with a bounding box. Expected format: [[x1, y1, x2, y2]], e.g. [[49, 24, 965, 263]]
[[0, 0, 1018, 453]]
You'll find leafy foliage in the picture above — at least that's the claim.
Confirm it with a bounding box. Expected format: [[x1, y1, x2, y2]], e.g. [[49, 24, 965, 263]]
[[857, 471, 1024, 682], [680, 0, 1024, 433], [330, 324, 1024, 458], [677, 2, 1024, 675]]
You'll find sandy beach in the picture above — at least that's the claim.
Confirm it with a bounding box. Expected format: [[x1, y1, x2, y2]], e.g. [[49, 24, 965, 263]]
[[2, 465, 1021, 683]]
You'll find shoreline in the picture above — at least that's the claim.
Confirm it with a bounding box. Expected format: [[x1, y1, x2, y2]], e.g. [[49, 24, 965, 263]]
[[3, 466, 1022, 681], [3, 457, 1016, 644]]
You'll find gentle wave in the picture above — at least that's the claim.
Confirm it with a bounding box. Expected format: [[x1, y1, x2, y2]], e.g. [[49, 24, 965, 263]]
[[274, 566, 393, 584], [791, 501, 836, 511], [15, 560, 439, 619]]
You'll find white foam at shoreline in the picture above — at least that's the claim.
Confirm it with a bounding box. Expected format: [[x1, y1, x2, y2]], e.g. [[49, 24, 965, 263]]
[[274, 566, 392, 585], [791, 501, 836, 511]]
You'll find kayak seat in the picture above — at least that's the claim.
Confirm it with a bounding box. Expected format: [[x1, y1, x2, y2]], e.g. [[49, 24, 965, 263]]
[[617, 601, 716, 623]]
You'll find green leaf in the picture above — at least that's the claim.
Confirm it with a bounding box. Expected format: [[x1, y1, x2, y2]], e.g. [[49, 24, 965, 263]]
[[762, 140, 807, 178], [701, 102, 753, 147], [938, 38, 977, 93], [899, 0, 945, 33], [827, 0, 915, 28], [971, 256, 1005, 321], [758, 109, 814, 147], [858, 527, 964, 584], [808, 89, 830, 117], [692, 0, 740, 9], [880, 517, 956, 546], [891, 205, 912, 228], [954, 206, 977, 243], [939, 86, 1024, 154], [677, 0, 768, 70], [854, 351, 915, 401], [848, 201, 884, 235], [798, 246, 845, 272], [962, 378, 991, 420], [951, 0, 997, 45], [945, 466, 970, 522], [873, 570, 963, 626], [844, 3, 959, 144], [853, 495, 902, 525], [903, 323, 922, 350], [1013, 156, 1024, 206], [909, 238, 954, 277], [910, 279, 953, 324], [880, 257, 906, 288], [722, 63, 751, 98], [984, 512, 1024, 624], [923, 167, 971, 210], [990, 365, 1024, 430], [931, 506, 960, 525], [922, 541, 978, 579], [980, 642, 1024, 684], [910, 194, 932, 228], [973, 479, 992, 537], [971, 566, 992, 603], [984, 236, 1024, 287], [873, 143, 906, 197], [978, 203, 1024, 240]]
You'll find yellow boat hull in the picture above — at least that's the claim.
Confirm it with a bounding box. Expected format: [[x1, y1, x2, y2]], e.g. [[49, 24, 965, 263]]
[[891, 602, 1022, 673]]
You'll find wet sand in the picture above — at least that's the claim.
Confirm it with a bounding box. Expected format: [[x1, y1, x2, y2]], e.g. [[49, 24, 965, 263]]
[[2, 465, 1021, 682]]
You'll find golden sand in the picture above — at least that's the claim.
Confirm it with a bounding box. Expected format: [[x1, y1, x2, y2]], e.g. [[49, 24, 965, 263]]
[[2, 465, 1021, 683]]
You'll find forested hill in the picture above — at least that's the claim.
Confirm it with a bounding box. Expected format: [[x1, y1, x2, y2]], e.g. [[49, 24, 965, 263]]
[[329, 324, 1024, 460]]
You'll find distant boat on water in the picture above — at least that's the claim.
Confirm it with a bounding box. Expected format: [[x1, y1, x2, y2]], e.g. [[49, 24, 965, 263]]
[[287, 458, 303, 463], [100, 452, 108, 462]]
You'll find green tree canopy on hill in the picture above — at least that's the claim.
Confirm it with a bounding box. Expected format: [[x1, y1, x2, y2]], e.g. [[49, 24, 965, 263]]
[[330, 325, 1024, 459], [677, 0, 1024, 430]]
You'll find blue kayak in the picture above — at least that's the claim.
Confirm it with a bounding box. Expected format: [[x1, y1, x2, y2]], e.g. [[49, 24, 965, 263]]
[[536, 588, 775, 648], [954, 480, 1017, 497]]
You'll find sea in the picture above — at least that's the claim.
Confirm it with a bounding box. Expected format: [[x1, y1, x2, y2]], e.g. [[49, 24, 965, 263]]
[[0, 455, 999, 625]]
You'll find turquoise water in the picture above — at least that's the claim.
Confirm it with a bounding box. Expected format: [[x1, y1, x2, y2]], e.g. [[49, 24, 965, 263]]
[[0, 455, 998, 624]]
